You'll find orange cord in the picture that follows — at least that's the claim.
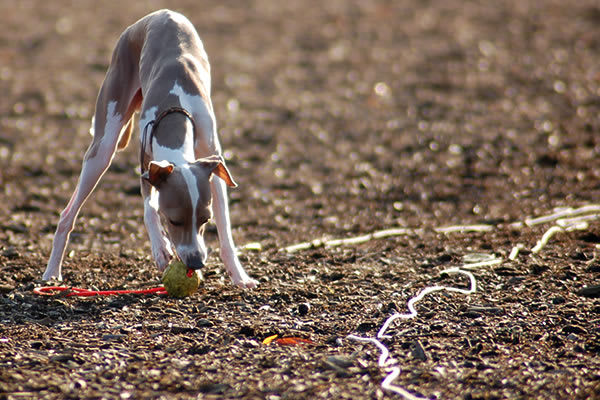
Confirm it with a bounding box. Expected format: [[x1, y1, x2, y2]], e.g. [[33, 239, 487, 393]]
[[34, 286, 168, 297]]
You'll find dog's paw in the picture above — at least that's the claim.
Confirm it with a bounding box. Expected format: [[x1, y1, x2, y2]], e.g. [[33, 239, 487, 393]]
[[221, 252, 258, 289], [229, 266, 259, 288], [154, 251, 173, 272], [42, 270, 63, 281], [233, 276, 259, 289], [152, 237, 174, 271]]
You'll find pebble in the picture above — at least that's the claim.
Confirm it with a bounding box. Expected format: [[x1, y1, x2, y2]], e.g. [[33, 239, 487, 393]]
[[50, 354, 75, 362], [70, 379, 87, 390], [198, 383, 229, 394], [462, 311, 483, 319], [196, 318, 214, 328], [298, 302, 310, 316], [577, 285, 600, 298], [411, 340, 427, 361], [170, 326, 197, 334], [562, 325, 587, 335], [326, 355, 354, 368], [102, 334, 126, 342], [551, 296, 566, 305], [2, 247, 19, 258], [323, 356, 355, 377], [242, 339, 260, 348]]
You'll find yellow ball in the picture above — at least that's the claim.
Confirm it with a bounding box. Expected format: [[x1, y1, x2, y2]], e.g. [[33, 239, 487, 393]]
[[161, 260, 201, 298]]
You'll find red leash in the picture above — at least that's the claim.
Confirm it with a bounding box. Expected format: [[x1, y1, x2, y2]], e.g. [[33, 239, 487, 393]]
[[34, 286, 168, 297]]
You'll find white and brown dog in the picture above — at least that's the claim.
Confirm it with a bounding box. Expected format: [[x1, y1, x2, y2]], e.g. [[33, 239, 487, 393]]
[[42, 9, 258, 288]]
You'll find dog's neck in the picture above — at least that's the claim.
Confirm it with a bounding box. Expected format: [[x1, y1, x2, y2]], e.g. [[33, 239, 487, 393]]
[[141, 106, 197, 170]]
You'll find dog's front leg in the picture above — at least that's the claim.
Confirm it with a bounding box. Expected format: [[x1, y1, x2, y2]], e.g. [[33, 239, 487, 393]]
[[210, 178, 258, 288], [141, 179, 173, 271]]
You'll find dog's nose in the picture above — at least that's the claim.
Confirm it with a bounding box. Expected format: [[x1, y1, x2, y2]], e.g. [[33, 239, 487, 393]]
[[186, 255, 205, 270]]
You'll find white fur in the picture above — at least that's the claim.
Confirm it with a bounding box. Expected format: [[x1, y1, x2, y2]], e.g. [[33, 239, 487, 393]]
[[144, 189, 173, 270], [169, 82, 216, 152], [105, 102, 121, 151], [180, 165, 200, 226]]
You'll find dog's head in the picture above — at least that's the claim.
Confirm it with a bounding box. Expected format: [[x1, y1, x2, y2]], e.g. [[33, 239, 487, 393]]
[[142, 155, 237, 269]]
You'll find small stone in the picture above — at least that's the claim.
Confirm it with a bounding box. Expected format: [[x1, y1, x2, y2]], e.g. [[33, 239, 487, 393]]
[[323, 356, 354, 377], [462, 311, 483, 319], [102, 334, 126, 342], [170, 326, 197, 334], [411, 340, 427, 361], [243, 339, 260, 348], [577, 285, 600, 298], [562, 325, 587, 335], [239, 326, 255, 336], [325, 336, 343, 346], [326, 355, 354, 368], [196, 318, 214, 328], [2, 247, 19, 259], [198, 382, 229, 394], [50, 353, 74, 362], [468, 306, 503, 315], [70, 379, 87, 390], [298, 302, 310, 315]]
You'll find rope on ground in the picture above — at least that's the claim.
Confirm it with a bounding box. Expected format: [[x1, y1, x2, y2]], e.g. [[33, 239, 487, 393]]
[[347, 255, 499, 400], [340, 204, 600, 399], [34, 286, 167, 297]]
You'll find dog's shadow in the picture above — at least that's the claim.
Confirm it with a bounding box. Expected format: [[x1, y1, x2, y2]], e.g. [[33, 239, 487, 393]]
[[3, 281, 165, 328]]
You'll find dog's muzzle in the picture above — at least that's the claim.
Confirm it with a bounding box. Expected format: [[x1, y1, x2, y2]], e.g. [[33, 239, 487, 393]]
[[185, 255, 205, 270]]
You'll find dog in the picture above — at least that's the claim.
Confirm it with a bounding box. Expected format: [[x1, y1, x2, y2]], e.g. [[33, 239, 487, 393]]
[[42, 9, 258, 288]]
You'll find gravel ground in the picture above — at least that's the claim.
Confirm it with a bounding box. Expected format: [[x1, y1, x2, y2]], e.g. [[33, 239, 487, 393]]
[[1, 0, 600, 399]]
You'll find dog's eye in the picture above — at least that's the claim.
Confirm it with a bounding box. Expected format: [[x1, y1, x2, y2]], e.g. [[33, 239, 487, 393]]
[[169, 219, 184, 227]]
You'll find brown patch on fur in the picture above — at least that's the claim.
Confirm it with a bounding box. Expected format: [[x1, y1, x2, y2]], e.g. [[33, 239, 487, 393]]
[[146, 161, 174, 187]]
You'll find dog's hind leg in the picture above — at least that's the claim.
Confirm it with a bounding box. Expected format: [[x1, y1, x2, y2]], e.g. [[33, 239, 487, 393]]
[[43, 31, 142, 280]]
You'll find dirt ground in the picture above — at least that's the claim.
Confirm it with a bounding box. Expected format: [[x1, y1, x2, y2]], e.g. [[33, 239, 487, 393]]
[[1, 0, 600, 398]]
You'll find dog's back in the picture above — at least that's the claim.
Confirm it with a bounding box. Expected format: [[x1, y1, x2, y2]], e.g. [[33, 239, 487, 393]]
[[130, 10, 212, 103], [105, 10, 213, 152]]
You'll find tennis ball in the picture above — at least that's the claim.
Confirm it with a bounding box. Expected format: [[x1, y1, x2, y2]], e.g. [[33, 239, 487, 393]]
[[161, 260, 201, 298]]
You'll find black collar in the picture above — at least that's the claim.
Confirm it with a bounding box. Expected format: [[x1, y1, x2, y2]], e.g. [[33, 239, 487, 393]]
[[140, 107, 197, 174]]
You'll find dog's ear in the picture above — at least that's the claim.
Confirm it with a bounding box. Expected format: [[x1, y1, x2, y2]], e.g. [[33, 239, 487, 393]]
[[143, 160, 175, 187], [194, 155, 238, 188]]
